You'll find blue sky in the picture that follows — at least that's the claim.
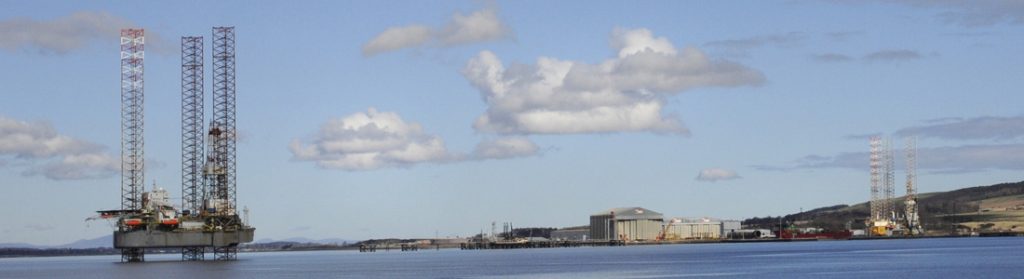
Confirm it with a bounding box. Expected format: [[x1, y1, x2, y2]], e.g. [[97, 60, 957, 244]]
[[1, 1, 1022, 245]]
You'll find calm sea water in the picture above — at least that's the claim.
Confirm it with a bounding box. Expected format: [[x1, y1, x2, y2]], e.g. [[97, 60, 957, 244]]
[[2, 237, 1022, 278]]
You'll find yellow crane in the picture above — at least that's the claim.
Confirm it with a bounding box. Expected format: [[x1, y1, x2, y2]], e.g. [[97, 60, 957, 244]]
[[656, 218, 682, 241]]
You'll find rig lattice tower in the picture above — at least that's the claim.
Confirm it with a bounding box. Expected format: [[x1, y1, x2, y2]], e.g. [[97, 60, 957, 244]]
[[119, 29, 145, 262], [869, 136, 883, 223], [206, 26, 237, 210], [883, 138, 896, 222], [205, 26, 239, 260], [180, 35, 205, 261], [181, 36, 204, 215], [120, 29, 145, 213], [904, 137, 922, 235]]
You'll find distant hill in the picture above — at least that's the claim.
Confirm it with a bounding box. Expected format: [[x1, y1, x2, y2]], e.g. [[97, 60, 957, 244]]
[[56, 235, 112, 249], [0, 243, 45, 249], [743, 181, 1024, 234], [0, 235, 111, 249]]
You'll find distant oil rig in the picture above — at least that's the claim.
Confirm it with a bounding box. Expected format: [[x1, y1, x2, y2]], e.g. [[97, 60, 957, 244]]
[[95, 27, 254, 262], [867, 136, 923, 236]]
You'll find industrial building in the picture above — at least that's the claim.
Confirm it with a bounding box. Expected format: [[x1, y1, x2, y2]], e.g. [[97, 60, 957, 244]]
[[662, 218, 741, 240], [550, 226, 589, 241], [590, 207, 664, 241]]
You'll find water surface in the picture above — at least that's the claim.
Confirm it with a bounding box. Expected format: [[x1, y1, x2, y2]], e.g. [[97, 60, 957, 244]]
[[2, 237, 1021, 278]]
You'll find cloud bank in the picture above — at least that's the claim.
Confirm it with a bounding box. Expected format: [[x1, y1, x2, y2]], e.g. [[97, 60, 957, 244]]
[[472, 137, 539, 160], [0, 11, 170, 54], [863, 49, 923, 62], [461, 28, 764, 135], [0, 115, 118, 180], [696, 168, 741, 182], [704, 32, 805, 50], [290, 108, 539, 170], [363, 8, 511, 56], [289, 108, 454, 170], [769, 144, 1024, 174], [763, 115, 1024, 173], [886, 0, 1024, 27], [894, 116, 1024, 140]]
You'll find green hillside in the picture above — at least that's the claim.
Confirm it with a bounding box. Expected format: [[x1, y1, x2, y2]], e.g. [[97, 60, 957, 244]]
[[743, 181, 1024, 235]]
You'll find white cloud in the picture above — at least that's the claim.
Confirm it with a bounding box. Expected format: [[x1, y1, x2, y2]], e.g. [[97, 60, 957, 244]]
[[704, 32, 805, 50], [291, 109, 543, 171], [289, 108, 454, 170], [461, 28, 764, 135], [23, 153, 119, 180], [863, 49, 923, 62], [0, 115, 118, 180], [362, 25, 433, 56], [0, 11, 171, 55], [813, 53, 854, 63], [763, 144, 1024, 173], [696, 168, 741, 182], [895, 116, 1024, 140], [472, 137, 539, 159], [0, 116, 100, 158], [362, 7, 511, 56], [438, 8, 510, 45], [880, 0, 1024, 27]]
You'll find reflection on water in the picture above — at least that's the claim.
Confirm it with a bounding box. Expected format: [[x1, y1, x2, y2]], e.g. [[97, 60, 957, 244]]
[[1, 237, 1021, 278]]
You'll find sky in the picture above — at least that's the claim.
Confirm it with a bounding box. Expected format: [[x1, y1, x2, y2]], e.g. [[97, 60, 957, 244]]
[[1, 0, 1022, 245]]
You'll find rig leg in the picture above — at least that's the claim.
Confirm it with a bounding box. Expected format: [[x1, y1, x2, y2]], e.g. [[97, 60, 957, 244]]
[[213, 246, 237, 261], [182, 247, 204, 261], [121, 248, 144, 263]]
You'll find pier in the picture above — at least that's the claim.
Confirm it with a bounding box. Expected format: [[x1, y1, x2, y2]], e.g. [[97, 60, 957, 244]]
[[460, 240, 624, 250]]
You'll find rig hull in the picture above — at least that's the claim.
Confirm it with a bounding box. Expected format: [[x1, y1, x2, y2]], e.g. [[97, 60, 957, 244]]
[[113, 228, 255, 248]]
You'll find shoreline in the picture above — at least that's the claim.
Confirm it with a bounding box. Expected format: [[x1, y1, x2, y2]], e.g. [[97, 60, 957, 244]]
[[4, 233, 1022, 259]]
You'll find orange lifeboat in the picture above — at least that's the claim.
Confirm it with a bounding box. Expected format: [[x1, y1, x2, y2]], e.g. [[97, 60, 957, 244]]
[[124, 219, 143, 226], [161, 219, 179, 226]]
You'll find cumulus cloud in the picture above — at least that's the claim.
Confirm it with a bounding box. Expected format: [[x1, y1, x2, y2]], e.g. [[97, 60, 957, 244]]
[[894, 116, 1024, 140], [763, 144, 1024, 173], [362, 8, 510, 56], [0, 116, 101, 158], [461, 28, 764, 135], [0, 115, 118, 180], [289, 108, 454, 170], [863, 49, 923, 62], [290, 109, 541, 171], [23, 153, 119, 180], [696, 168, 741, 182], [437, 8, 510, 45], [0, 11, 171, 55], [362, 25, 433, 56]]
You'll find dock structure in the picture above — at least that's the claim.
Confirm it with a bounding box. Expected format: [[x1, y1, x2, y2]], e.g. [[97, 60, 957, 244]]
[[460, 240, 625, 250], [358, 243, 424, 252]]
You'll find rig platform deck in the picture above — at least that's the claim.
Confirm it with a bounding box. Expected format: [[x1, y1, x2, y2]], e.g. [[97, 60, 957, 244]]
[[114, 228, 254, 248]]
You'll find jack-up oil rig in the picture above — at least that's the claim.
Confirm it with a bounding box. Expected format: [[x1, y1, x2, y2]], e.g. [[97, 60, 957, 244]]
[[867, 136, 923, 236], [96, 27, 254, 262]]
